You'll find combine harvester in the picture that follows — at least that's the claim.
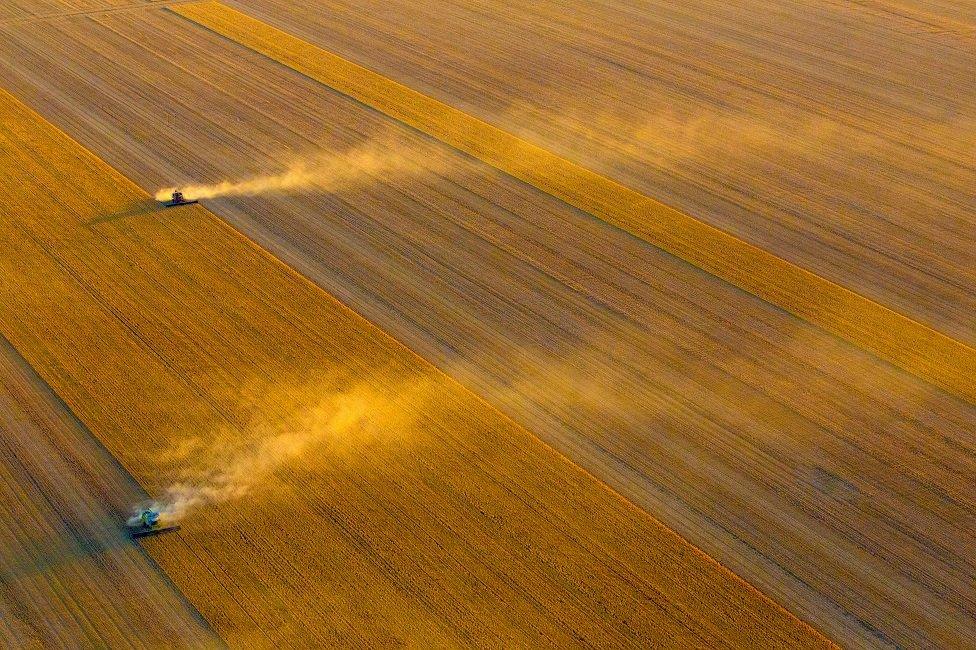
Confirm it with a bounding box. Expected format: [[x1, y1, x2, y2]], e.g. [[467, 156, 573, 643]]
[[161, 190, 198, 207], [127, 507, 180, 539]]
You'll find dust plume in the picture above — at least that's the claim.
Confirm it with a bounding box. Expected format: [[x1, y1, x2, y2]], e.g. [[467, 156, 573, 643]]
[[502, 98, 858, 171], [153, 138, 441, 202], [127, 419, 342, 526], [130, 375, 431, 525]]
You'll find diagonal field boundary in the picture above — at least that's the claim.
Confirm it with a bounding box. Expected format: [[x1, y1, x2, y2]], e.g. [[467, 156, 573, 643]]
[[170, 1, 976, 406]]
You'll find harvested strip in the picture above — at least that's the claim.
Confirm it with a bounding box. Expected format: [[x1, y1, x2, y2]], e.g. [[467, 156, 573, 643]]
[[0, 87, 831, 646], [0, 336, 218, 647], [170, 0, 976, 405]]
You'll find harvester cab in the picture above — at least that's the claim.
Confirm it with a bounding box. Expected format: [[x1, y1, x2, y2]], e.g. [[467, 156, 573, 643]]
[[162, 190, 198, 207]]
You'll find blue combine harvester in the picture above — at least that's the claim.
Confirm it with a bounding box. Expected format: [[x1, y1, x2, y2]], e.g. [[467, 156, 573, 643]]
[[128, 507, 181, 539]]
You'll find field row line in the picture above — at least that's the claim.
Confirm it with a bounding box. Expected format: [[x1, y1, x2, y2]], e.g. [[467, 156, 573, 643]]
[[170, 0, 976, 405]]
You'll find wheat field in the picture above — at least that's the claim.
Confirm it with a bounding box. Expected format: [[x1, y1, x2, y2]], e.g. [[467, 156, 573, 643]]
[[0, 336, 218, 647], [232, 0, 975, 347], [172, 1, 976, 406], [0, 1, 973, 647], [0, 87, 831, 646]]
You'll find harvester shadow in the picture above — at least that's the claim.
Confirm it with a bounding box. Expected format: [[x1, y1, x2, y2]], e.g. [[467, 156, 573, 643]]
[[86, 198, 168, 226], [0, 524, 155, 583]]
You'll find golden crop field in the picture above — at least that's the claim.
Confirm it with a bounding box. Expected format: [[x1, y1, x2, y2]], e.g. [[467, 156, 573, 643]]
[[0, 336, 218, 647], [232, 0, 975, 347], [0, 0, 973, 647], [174, 0, 976, 407], [0, 88, 830, 646]]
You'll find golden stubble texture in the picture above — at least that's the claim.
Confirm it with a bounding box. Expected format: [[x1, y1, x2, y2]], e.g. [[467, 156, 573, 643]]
[[0, 87, 832, 647], [0, 337, 219, 647], [169, 0, 976, 406]]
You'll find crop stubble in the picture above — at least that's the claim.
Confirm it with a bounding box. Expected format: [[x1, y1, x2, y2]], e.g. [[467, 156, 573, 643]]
[[1, 6, 973, 647], [0, 87, 830, 646], [228, 0, 976, 348], [0, 337, 217, 647], [172, 0, 976, 407]]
